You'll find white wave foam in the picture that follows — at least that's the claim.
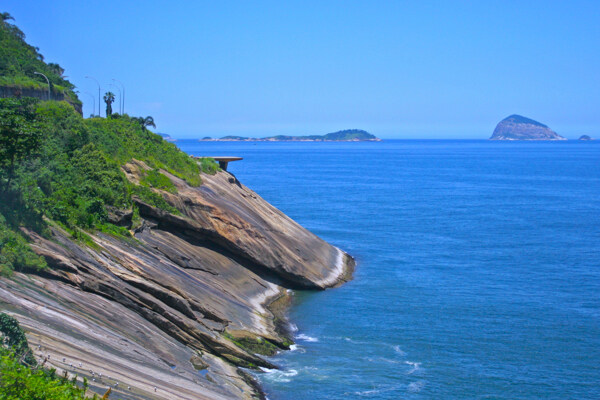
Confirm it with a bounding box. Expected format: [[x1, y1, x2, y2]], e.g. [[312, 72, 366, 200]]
[[354, 385, 401, 397], [317, 247, 345, 287], [405, 361, 421, 374], [288, 344, 306, 353], [392, 345, 406, 355], [296, 333, 319, 342], [259, 367, 298, 383], [355, 388, 381, 396], [289, 323, 298, 333], [407, 380, 426, 392]]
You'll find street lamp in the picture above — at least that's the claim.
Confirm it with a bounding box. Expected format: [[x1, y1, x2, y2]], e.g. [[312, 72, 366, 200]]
[[112, 78, 125, 114], [109, 83, 121, 115], [85, 76, 101, 116], [82, 92, 95, 117], [33, 72, 51, 100]]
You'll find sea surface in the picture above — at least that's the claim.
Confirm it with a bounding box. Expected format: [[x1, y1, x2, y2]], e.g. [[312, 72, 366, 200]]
[[178, 139, 600, 400]]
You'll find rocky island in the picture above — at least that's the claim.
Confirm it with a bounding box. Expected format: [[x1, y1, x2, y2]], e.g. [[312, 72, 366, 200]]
[[490, 115, 566, 140], [0, 15, 353, 400], [201, 129, 381, 142], [578, 135, 593, 140]]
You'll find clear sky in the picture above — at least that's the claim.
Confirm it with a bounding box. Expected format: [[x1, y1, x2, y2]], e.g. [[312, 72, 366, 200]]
[[3, 1, 600, 139]]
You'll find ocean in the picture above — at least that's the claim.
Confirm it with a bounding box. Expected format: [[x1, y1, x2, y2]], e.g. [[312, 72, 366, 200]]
[[178, 139, 600, 400]]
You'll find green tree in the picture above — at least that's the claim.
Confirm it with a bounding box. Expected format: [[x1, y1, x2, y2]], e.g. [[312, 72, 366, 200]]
[[0, 313, 36, 366], [0, 12, 13, 22], [47, 63, 65, 78], [0, 98, 42, 191], [0, 12, 15, 21], [136, 115, 156, 130], [103, 91, 115, 117]]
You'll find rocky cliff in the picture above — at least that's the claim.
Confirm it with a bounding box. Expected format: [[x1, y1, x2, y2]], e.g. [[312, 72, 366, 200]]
[[0, 163, 354, 399], [490, 115, 566, 140]]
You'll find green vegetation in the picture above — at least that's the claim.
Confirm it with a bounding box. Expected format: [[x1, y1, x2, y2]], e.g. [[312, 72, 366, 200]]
[[0, 313, 36, 366], [0, 313, 96, 399], [0, 98, 217, 273], [198, 157, 219, 175], [135, 116, 156, 131], [0, 14, 80, 107], [140, 168, 177, 193], [0, 98, 218, 269]]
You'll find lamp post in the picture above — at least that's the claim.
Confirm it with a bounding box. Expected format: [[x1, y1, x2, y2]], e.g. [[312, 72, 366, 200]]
[[82, 92, 95, 117], [85, 76, 101, 116], [112, 78, 125, 114], [109, 83, 121, 115], [33, 72, 51, 100]]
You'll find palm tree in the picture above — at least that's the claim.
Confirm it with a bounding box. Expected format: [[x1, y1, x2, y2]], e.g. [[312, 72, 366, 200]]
[[103, 91, 115, 117], [136, 116, 156, 130]]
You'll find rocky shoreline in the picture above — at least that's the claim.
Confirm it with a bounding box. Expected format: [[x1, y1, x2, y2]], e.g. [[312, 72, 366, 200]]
[[0, 165, 354, 399]]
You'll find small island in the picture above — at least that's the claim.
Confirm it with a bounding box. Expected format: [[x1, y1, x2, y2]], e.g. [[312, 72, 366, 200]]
[[158, 133, 176, 142], [490, 115, 566, 140], [578, 135, 593, 141], [201, 129, 381, 142]]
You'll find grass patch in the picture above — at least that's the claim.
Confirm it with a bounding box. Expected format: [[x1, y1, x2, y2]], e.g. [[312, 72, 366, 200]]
[[198, 157, 219, 175], [140, 168, 177, 193]]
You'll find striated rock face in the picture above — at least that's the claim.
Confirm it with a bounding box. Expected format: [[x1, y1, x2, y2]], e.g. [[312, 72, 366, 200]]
[[0, 165, 354, 399], [490, 115, 566, 140]]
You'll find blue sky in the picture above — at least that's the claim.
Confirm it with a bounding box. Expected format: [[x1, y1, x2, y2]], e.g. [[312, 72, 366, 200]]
[[4, 1, 600, 138]]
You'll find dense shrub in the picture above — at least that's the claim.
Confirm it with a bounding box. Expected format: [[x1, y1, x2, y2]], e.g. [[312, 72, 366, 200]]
[[0, 98, 218, 274]]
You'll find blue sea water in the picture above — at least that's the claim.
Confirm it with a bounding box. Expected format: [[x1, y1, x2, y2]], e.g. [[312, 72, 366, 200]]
[[178, 140, 600, 400]]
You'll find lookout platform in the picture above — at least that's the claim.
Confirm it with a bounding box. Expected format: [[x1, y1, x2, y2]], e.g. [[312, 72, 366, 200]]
[[213, 157, 242, 171]]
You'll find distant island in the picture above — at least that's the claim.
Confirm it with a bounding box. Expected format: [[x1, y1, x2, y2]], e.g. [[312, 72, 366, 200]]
[[578, 135, 593, 141], [158, 133, 176, 142], [490, 115, 566, 140], [201, 129, 381, 142]]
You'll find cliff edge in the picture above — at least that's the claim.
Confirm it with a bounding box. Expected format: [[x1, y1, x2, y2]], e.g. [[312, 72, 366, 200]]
[[0, 164, 354, 400]]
